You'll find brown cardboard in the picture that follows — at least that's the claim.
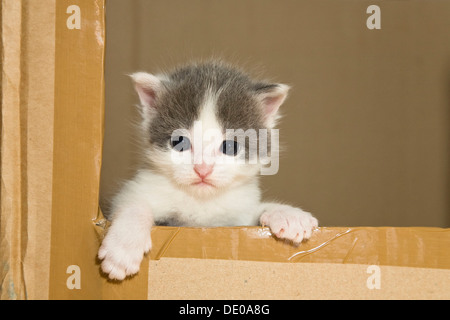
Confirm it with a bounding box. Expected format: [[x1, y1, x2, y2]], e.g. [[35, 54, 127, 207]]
[[149, 226, 450, 299], [49, 0, 105, 300], [147, 226, 450, 269], [19, 0, 56, 301], [1, 0, 450, 300], [1, 0, 105, 300], [93, 222, 450, 299], [1, 0, 26, 300], [148, 259, 450, 300]]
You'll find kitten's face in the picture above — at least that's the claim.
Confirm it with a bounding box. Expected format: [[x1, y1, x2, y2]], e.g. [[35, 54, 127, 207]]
[[131, 61, 289, 197]]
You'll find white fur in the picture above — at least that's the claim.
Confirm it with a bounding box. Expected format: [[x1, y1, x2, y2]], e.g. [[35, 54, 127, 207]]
[[114, 170, 262, 226], [98, 169, 318, 280], [98, 72, 318, 280]]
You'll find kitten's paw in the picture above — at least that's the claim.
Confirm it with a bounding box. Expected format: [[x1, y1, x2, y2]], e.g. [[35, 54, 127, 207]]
[[260, 204, 318, 244], [98, 227, 152, 281]]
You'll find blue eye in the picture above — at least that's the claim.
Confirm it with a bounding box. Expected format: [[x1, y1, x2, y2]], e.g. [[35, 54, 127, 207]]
[[221, 140, 239, 156], [171, 136, 191, 152]]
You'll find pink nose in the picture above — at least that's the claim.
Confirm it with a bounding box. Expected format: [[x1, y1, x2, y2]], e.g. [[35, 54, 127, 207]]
[[194, 164, 214, 179]]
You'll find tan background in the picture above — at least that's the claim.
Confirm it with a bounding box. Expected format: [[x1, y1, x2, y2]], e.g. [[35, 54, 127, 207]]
[[100, 0, 450, 227]]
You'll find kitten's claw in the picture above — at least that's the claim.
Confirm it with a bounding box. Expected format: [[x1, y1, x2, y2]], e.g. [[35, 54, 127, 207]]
[[98, 227, 151, 281], [260, 204, 318, 244]]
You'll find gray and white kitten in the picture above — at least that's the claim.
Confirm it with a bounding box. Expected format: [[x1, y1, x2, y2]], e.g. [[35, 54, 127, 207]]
[[98, 60, 318, 280]]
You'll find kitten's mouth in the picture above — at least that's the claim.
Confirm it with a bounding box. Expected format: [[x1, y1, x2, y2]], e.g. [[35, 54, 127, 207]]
[[191, 180, 216, 188]]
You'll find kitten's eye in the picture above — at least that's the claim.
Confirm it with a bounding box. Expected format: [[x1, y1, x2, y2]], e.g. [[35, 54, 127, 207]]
[[221, 140, 240, 156], [171, 136, 191, 152]]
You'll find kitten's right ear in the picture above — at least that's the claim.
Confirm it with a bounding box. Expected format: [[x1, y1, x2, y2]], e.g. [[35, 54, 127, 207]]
[[130, 72, 163, 109]]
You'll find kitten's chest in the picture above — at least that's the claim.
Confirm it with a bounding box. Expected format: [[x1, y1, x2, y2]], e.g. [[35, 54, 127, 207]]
[[152, 186, 261, 227]]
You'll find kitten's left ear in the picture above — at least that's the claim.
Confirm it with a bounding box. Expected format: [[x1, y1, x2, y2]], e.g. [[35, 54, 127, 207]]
[[130, 72, 164, 109], [254, 83, 290, 128]]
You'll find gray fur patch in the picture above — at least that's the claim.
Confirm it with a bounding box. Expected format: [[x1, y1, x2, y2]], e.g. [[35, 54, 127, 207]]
[[146, 60, 277, 154]]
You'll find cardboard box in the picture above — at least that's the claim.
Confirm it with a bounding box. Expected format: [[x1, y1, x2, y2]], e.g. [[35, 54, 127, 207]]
[[1, 0, 449, 300], [1, 0, 105, 300]]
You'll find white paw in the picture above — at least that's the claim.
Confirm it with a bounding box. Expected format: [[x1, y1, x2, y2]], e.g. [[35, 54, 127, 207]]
[[98, 224, 151, 281], [260, 204, 318, 244]]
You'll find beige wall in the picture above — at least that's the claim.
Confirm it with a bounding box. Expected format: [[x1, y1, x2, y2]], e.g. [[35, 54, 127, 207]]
[[100, 0, 450, 227]]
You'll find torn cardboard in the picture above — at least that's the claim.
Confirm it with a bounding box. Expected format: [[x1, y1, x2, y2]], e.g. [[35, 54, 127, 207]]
[[1, 0, 105, 300], [93, 214, 450, 299], [139, 226, 450, 299]]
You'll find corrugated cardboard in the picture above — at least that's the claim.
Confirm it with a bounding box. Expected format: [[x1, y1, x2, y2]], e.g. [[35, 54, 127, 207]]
[[94, 223, 450, 299], [1, 0, 105, 300], [1, 0, 449, 300]]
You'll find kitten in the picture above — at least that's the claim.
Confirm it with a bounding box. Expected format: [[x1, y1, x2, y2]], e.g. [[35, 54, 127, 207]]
[[98, 60, 318, 280]]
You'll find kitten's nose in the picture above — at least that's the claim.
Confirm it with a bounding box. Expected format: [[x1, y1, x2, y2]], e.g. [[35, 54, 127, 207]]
[[194, 163, 214, 179]]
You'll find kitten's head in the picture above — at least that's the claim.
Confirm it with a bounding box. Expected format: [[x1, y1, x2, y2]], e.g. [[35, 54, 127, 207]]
[[131, 60, 289, 197]]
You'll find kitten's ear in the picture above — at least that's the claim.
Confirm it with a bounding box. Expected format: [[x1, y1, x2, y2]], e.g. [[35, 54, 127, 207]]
[[130, 72, 163, 109], [254, 83, 290, 128]]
